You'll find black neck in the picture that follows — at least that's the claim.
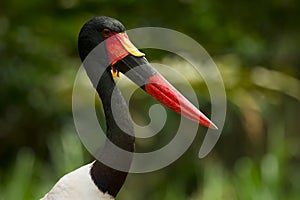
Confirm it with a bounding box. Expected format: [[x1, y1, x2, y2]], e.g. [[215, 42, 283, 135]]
[[89, 67, 134, 197]]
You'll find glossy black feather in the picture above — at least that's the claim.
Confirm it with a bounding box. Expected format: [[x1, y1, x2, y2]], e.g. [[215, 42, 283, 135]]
[[78, 16, 134, 197]]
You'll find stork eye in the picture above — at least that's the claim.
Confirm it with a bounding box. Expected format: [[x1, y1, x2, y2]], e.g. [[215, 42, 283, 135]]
[[101, 28, 112, 38]]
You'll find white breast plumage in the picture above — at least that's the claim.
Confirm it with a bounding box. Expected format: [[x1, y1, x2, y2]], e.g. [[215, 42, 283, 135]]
[[40, 162, 114, 200]]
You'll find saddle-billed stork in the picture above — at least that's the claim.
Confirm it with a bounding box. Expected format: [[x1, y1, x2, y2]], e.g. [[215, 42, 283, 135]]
[[41, 16, 217, 200]]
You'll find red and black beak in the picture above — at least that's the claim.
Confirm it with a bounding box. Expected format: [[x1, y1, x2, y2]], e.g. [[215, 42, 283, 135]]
[[105, 32, 218, 130]]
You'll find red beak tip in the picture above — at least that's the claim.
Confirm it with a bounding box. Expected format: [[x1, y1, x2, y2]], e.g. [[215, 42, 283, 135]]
[[209, 122, 218, 130]]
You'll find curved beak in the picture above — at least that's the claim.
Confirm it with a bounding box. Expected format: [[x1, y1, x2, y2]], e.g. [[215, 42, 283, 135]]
[[105, 32, 218, 130]]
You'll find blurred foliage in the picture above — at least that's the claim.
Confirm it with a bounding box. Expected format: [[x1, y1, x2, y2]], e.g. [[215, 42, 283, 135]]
[[0, 0, 300, 199]]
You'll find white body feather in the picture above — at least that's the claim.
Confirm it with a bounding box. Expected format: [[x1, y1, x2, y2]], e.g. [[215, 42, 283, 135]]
[[40, 162, 114, 200]]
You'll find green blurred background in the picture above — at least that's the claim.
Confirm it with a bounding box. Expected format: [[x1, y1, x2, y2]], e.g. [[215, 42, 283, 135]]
[[1, 0, 300, 199]]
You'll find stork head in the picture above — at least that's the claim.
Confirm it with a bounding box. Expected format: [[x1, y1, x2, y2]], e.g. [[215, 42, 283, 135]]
[[78, 16, 217, 129]]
